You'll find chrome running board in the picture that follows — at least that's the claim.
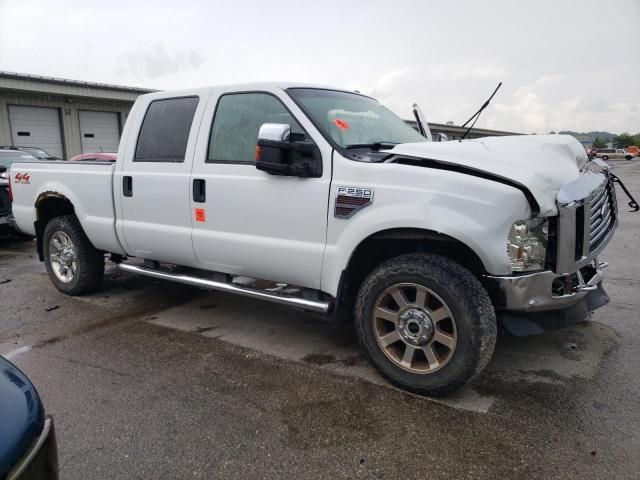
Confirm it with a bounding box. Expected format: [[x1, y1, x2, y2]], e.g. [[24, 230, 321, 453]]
[[118, 263, 331, 313]]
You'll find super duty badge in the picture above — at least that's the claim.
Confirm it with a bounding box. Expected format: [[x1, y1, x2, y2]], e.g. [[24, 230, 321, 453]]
[[335, 186, 374, 218]]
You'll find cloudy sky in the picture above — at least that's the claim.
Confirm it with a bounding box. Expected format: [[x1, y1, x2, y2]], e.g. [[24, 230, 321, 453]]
[[1, 0, 638, 134]]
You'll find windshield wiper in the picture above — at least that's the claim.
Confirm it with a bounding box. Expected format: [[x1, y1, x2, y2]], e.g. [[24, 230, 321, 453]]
[[344, 141, 398, 150]]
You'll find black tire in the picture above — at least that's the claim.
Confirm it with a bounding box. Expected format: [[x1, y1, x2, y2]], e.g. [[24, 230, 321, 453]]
[[43, 215, 104, 295], [355, 253, 496, 396], [625, 156, 632, 161], [602, 155, 609, 161]]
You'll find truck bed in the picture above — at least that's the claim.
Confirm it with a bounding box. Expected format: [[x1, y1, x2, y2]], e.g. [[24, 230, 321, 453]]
[[10, 161, 124, 254]]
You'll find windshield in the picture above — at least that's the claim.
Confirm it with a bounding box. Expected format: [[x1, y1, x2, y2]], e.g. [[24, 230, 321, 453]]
[[0, 151, 37, 168], [288, 88, 426, 149]]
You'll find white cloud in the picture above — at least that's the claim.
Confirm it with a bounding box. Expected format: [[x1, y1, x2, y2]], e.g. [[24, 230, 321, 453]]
[[117, 44, 205, 79], [0, 0, 638, 134]]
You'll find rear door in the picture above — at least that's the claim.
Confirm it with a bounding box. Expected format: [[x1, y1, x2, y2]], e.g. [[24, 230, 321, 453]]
[[116, 93, 207, 266], [189, 88, 332, 289], [79, 111, 120, 153], [8, 106, 64, 158]]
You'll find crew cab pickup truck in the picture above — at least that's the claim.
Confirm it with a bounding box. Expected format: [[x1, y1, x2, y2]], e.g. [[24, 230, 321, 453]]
[[595, 148, 633, 161], [9, 83, 631, 395]]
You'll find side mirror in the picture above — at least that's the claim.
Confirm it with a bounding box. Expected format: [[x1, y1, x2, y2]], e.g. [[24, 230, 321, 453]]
[[258, 123, 291, 142], [255, 123, 322, 177], [436, 133, 449, 142]]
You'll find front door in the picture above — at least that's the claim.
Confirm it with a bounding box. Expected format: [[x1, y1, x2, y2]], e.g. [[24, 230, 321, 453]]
[[189, 89, 332, 290]]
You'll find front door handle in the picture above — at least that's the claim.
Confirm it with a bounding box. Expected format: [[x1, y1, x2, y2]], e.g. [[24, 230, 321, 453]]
[[193, 179, 206, 203], [123, 176, 133, 197]]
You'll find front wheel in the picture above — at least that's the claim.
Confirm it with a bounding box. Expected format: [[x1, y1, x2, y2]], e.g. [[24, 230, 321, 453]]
[[355, 253, 496, 396], [43, 215, 104, 295], [602, 155, 609, 161]]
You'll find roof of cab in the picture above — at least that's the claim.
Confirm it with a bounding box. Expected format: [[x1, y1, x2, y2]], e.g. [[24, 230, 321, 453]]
[[138, 82, 366, 101]]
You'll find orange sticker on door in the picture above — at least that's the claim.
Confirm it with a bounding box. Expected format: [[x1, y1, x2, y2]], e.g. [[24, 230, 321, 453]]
[[195, 208, 206, 222]]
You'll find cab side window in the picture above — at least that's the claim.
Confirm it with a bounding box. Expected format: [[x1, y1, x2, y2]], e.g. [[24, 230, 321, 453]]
[[134, 96, 199, 163], [207, 93, 304, 163]]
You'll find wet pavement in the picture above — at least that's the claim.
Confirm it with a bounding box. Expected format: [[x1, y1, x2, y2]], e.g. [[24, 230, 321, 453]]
[[1, 161, 639, 479]]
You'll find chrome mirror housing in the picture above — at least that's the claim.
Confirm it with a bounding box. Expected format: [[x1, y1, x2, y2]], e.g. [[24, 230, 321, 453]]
[[258, 123, 291, 142]]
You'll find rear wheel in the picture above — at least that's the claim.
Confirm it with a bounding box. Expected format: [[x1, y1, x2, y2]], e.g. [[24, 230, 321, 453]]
[[43, 215, 104, 295], [355, 253, 496, 396], [602, 155, 609, 161]]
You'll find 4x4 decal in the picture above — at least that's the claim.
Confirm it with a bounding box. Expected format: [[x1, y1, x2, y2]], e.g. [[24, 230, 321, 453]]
[[14, 173, 31, 184]]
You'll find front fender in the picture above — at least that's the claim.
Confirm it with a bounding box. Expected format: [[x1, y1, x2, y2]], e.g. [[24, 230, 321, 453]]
[[321, 171, 531, 296]]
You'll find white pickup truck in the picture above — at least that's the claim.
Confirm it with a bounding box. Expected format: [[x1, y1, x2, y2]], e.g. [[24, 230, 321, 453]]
[[10, 83, 629, 395]]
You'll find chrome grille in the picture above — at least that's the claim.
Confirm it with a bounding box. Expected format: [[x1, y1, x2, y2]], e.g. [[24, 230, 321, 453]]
[[588, 179, 617, 252], [556, 171, 618, 273]]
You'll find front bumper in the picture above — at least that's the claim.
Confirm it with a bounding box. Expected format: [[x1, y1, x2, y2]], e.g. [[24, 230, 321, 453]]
[[484, 261, 607, 313], [483, 262, 610, 336]]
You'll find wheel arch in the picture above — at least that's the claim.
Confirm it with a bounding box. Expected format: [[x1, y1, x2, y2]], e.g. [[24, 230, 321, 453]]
[[34, 192, 76, 261], [331, 227, 488, 323]]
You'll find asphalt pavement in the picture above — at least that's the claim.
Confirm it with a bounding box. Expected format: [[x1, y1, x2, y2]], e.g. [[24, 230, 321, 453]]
[[1, 161, 639, 479]]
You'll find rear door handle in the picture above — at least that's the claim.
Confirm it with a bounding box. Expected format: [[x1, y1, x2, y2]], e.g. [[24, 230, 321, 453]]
[[193, 179, 206, 203], [123, 176, 133, 197]]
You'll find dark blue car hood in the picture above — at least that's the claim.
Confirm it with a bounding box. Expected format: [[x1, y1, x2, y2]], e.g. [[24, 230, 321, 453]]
[[0, 356, 44, 478]]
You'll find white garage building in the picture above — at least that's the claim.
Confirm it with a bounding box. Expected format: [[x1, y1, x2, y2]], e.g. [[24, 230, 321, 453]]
[[0, 71, 155, 159]]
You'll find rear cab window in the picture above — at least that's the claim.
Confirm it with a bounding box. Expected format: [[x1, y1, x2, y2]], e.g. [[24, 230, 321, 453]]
[[134, 96, 199, 163]]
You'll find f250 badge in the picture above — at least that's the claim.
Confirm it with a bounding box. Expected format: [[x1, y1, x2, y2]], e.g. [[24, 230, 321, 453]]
[[335, 186, 374, 218], [14, 173, 31, 184]]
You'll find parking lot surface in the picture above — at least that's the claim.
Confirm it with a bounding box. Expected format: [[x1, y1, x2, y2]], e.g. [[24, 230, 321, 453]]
[[1, 161, 639, 479]]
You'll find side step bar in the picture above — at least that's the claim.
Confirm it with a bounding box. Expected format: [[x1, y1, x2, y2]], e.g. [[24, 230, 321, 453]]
[[118, 263, 331, 313]]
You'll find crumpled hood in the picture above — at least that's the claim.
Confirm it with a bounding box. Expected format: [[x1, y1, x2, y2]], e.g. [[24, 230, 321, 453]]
[[386, 134, 589, 216]]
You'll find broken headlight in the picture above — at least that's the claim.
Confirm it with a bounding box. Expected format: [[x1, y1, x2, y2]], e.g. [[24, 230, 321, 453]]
[[507, 218, 548, 272]]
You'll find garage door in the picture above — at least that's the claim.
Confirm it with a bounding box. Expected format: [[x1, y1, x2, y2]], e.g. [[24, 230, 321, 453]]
[[8, 106, 64, 159], [79, 111, 120, 154]]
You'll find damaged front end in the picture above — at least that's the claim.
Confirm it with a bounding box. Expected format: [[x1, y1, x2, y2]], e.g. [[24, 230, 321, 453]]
[[485, 159, 636, 336]]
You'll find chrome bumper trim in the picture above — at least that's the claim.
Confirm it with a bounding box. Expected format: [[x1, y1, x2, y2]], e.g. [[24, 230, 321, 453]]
[[484, 262, 606, 312]]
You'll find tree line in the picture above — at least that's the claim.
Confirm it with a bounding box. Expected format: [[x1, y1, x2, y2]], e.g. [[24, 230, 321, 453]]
[[593, 133, 640, 149]]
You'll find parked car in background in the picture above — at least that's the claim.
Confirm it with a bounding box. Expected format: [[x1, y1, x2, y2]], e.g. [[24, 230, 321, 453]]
[[17, 146, 58, 160], [0, 149, 37, 232], [0, 146, 58, 160], [69, 152, 117, 162], [595, 148, 632, 161], [0, 167, 9, 231], [626, 146, 639, 159], [0, 356, 58, 479]]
